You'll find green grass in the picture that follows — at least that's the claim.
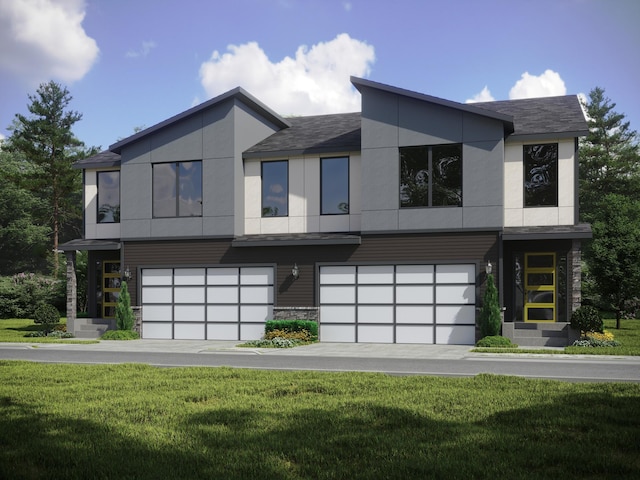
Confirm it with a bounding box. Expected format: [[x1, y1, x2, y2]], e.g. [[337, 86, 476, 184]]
[[0, 362, 638, 479], [0, 319, 98, 344]]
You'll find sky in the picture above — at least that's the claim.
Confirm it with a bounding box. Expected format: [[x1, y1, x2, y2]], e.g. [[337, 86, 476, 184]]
[[0, 0, 639, 150]]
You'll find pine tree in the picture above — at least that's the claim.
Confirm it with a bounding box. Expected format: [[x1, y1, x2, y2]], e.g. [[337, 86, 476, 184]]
[[115, 281, 135, 331], [480, 273, 501, 338]]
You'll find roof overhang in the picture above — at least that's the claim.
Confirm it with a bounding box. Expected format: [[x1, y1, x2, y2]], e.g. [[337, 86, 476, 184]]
[[58, 239, 121, 251], [502, 224, 592, 241], [232, 233, 361, 247]]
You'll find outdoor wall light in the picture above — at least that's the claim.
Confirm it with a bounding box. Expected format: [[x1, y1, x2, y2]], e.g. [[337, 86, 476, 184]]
[[291, 263, 300, 280], [124, 266, 132, 281], [485, 261, 493, 276]]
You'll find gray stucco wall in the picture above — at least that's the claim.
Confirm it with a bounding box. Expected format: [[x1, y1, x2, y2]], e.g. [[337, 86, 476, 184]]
[[360, 87, 504, 232], [119, 98, 280, 239]]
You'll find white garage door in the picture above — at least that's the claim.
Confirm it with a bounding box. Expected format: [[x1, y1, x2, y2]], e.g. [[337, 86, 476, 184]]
[[141, 267, 274, 340], [319, 264, 476, 345]]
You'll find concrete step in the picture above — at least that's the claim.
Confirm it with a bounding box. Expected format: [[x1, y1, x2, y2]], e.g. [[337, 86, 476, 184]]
[[512, 336, 569, 347], [512, 328, 568, 338]]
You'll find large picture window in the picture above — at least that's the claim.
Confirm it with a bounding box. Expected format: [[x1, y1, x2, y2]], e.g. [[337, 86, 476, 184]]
[[321, 156, 349, 215], [262, 161, 288, 217], [524, 144, 558, 207], [400, 144, 462, 208], [97, 171, 120, 223], [153, 161, 202, 217]]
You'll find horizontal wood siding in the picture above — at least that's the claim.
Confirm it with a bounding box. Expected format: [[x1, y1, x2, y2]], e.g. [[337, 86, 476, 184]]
[[124, 232, 498, 306]]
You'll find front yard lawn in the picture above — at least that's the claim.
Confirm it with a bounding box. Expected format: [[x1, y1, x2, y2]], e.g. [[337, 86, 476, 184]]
[[1, 362, 639, 479], [0, 318, 97, 344]]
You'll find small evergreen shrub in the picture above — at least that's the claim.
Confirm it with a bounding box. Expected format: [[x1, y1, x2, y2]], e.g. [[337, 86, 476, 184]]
[[570, 305, 604, 334], [476, 335, 517, 348], [479, 273, 501, 337], [33, 304, 60, 333], [101, 330, 140, 340], [265, 320, 318, 340], [115, 281, 135, 331]]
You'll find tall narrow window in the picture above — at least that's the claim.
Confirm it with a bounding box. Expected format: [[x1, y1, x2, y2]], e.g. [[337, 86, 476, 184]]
[[524, 144, 558, 207], [153, 161, 202, 217], [400, 144, 462, 207], [321, 157, 349, 215], [262, 161, 288, 217], [97, 171, 120, 223]]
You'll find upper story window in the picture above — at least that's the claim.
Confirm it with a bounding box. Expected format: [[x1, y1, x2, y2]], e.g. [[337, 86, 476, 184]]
[[321, 156, 349, 215], [152, 161, 202, 218], [97, 171, 120, 223], [262, 160, 288, 217], [524, 144, 558, 207], [400, 144, 462, 208]]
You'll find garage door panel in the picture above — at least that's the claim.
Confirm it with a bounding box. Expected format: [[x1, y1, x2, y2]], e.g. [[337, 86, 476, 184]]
[[320, 305, 355, 323], [396, 285, 433, 304], [321, 325, 356, 342], [207, 268, 239, 285], [436, 285, 475, 304], [396, 326, 434, 344], [142, 305, 172, 321], [320, 266, 356, 284], [240, 305, 273, 322], [240, 323, 266, 341], [141, 269, 172, 285], [240, 267, 273, 285], [174, 287, 205, 304], [240, 286, 273, 304], [358, 306, 393, 323], [358, 265, 394, 284], [207, 286, 238, 303], [207, 305, 239, 322], [436, 305, 476, 324], [358, 325, 394, 343], [142, 287, 172, 303], [321, 285, 355, 304], [143, 323, 172, 339], [207, 324, 239, 340], [436, 325, 476, 345], [436, 264, 475, 284], [396, 306, 433, 324], [358, 285, 393, 304], [396, 265, 434, 284], [174, 268, 205, 285], [174, 305, 205, 322], [174, 323, 205, 340]]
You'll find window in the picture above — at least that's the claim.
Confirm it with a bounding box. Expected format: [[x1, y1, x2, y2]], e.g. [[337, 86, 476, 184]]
[[524, 144, 557, 207], [321, 157, 349, 215], [262, 161, 288, 217], [152, 161, 202, 217], [97, 171, 120, 223], [400, 144, 462, 208]]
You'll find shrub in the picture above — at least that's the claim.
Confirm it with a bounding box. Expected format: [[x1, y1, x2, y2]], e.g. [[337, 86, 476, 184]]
[[479, 273, 501, 337], [570, 305, 604, 334], [265, 320, 318, 340], [265, 329, 312, 342], [115, 281, 135, 331], [476, 335, 517, 348], [101, 330, 140, 340], [242, 337, 297, 348], [0, 273, 59, 318], [33, 304, 60, 333]]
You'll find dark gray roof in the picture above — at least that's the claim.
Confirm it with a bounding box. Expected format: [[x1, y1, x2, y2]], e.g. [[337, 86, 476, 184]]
[[73, 150, 121, 169], [475, 96, 588, 140], [233, 232, 361, 247], [110, 87, 291, 154], [58, 238, 121, 251], [243, 112, 361, 159], [502, 223, 592, 240]]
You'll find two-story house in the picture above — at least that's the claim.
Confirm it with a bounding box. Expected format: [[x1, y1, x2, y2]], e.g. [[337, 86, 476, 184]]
[[60, 77, 590, 345]]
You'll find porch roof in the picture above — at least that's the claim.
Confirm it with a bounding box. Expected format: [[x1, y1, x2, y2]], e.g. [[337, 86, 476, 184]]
[[58, 239, 121, 251], [232, 232, 362, 247], [502, 223, 592, 241]]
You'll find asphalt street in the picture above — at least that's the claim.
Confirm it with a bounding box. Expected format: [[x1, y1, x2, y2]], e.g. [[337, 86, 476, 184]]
[[1, 340, 639, 382]]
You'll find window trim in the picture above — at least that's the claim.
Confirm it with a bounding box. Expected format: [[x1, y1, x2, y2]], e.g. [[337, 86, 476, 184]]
[[261, 160, 289, 218], [523, 143, 558, 208], [97, 170, 120, 224], [152, 160, 203, 218], [399, 143, 463, 209], [320, 156, 350, 216]]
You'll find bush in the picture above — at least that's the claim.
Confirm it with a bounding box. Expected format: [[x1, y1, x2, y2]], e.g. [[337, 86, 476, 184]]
[[265, 329, 312, 342], [570, 305, 604, 334], [265, 320, 318, 340], [476, 336, 517, 348], [242, 337, 297, 348], [479, 273, 501, 337], [33, 304, 60, 333], [115, 281, 135, 331], [101, 330, 140, 340], [0, 273, 59, 318]]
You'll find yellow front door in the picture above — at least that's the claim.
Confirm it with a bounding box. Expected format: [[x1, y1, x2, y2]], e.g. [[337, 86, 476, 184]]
[[524, 253, 555, 322], [102, 261, 121, 318]]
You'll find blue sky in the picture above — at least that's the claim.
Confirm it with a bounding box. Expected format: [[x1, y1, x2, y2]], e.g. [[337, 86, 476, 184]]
[[1, 0, 639, 150]]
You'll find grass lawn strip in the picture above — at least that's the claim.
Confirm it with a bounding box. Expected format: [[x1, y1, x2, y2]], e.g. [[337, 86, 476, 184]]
[[1, 362, 639, 479], [0, 318, 98, 344]]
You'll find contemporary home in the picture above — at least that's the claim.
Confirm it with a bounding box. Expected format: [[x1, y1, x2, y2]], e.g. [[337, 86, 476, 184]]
[[60, 77, 590, 346]]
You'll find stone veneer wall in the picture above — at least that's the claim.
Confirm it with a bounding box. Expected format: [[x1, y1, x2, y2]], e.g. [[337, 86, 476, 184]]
[[272, 307, 319, 322], [65, 251, 77, 333], [570, 239, 582, 313]]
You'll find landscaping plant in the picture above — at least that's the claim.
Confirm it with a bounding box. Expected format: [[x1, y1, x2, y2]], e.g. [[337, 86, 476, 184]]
[[115, 280, 135, 331], [570, 305, 604, 334], [479, 272, 501, 338], [33, 304, 60, 334]]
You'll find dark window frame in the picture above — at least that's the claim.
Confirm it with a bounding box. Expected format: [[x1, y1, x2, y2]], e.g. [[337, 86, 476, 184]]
[[261, 160, 289, 217], [97, 170, 120, 224], [523, 143, 558, 208], [152, 160, 203, 218], [320, 156, 350, 215], [399, 143, 463, 208]]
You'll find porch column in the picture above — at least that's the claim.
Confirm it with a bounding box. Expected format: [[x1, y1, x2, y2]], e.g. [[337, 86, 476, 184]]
[[65, 251, 77, 333], [570, 240, 582, 313]]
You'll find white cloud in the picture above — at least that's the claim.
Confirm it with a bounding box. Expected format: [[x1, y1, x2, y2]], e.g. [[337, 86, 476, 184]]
[[199, 33, 375, 115], [508, 69, 566, 99], [343, 1, 353, 11], [466, 86, 495, 103], [0, 0, 99, 83], [126, 40, 157, 59]]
